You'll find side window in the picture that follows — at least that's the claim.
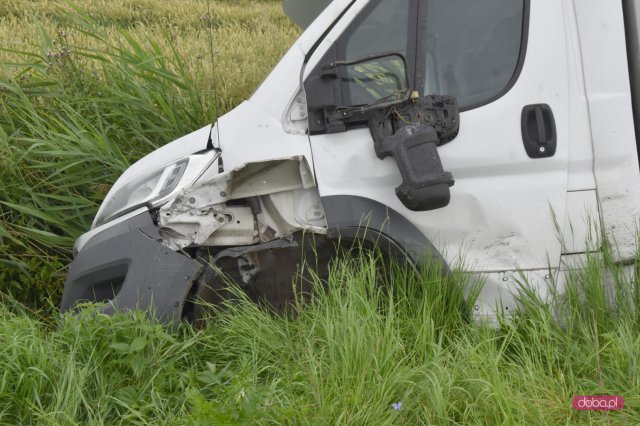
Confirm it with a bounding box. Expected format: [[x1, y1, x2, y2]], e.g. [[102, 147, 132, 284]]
[[304, 0, 527, 134], [344, 0, 409, 59], [422, 0, 525, 109], [339, 0, 411, 106]]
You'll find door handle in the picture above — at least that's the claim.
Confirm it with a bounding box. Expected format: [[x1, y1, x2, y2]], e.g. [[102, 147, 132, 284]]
[[521, 104, 556, 158]]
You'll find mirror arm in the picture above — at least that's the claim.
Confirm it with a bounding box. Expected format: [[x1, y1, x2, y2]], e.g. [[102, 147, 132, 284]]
[[322, 90, 413, 133]]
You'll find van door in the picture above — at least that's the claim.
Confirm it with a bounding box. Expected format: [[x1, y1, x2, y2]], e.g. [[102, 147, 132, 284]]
[[304, 0, 589, 277]]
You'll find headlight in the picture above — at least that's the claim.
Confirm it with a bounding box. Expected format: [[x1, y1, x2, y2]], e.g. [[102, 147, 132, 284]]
[[93, 159, 188, 227], [91, 150, 219, 228]]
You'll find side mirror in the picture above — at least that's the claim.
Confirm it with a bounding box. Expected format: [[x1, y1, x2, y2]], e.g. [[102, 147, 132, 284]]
[[306, 52, 411, 134], [322, 52, 410, 108], [368, 95, 459, 211]]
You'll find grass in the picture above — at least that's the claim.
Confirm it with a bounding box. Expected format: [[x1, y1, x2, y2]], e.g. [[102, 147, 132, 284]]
[[1, 1, 639, 424], [0, 251, 639, 424], [0, 0, 300, 303]]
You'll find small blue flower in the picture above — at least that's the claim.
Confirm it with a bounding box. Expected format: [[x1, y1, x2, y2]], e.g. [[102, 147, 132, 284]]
[[391, 402, 402, 411]]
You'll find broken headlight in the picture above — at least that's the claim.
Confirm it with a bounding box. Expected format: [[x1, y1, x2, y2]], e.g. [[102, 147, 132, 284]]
[[93, 159, 189, 228]]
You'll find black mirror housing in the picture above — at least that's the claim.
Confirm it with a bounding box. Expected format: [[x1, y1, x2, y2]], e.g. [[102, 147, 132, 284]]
[[368, 95, 459, 211]]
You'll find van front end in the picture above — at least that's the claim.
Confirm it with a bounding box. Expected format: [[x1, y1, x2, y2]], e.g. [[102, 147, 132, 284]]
[[61, 114, 447, 322], [62, 0, 640, 324], [61, 125, 214, 322]]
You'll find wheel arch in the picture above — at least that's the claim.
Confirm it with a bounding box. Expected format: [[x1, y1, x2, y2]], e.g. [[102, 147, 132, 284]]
[[321, 195, 449, 273]]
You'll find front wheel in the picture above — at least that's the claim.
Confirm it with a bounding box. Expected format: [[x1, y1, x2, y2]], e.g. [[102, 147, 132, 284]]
[[181, 231, 454, 325]]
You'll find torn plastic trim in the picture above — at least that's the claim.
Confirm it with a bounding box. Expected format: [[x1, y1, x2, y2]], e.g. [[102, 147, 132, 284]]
[[62, 211, 204, 324], [158, 156, 326, 250], [74, 206, 149, 256]]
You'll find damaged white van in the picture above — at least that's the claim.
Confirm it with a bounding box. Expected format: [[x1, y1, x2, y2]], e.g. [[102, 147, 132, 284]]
[[61, 0, 640, 323]]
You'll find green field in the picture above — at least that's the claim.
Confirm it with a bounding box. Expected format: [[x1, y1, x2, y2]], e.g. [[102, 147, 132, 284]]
[[1, 1, 640, 424], [0, 0, 299, 303]]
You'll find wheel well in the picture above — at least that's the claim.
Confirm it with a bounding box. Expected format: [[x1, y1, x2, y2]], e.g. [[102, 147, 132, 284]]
[[321, 195, 449, 272]]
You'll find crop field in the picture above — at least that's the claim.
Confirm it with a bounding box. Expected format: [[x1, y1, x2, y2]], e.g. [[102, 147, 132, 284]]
[[1, 1, 640, 424]]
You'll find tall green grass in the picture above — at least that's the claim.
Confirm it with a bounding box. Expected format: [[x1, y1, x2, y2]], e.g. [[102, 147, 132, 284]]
[[0, 15, 210, 302], [0, 2, 299, 303], [0, 251, 637, 424], [1, 3, 639, 424]]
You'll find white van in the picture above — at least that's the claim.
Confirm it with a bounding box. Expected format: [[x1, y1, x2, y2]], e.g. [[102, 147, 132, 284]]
[[61, 0, 640, 323]]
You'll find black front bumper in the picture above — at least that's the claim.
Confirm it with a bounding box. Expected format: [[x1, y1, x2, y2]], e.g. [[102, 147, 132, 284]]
[[61, 212, 203, 323]]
